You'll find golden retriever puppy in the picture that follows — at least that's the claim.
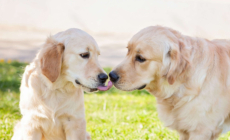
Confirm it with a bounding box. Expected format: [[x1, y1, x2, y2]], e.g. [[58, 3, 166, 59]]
[[12, 28, 112, 140], [109, 26, 230, 140]]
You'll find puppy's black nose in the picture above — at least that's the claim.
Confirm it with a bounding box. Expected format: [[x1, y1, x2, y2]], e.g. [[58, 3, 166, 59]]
[[109, 71, 119, 83], [98, 73, 108, 83]]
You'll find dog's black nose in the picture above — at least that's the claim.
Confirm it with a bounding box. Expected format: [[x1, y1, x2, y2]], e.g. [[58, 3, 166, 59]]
[[109, 71, 119, 83], [98, 73, 108, 83]]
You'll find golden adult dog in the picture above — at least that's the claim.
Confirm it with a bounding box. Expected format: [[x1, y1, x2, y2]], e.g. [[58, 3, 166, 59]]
[[12, 28, 112, 140], [109, 26, 230, 140]]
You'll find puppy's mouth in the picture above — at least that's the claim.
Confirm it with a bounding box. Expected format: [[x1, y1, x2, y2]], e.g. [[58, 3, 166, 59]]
[[137, 84, 146, 90], [75, 80, 113, 92]]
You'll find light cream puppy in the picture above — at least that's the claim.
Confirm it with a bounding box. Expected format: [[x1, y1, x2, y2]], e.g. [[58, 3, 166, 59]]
[[109, 26, 230, 140], [12, 28, 112, 140]]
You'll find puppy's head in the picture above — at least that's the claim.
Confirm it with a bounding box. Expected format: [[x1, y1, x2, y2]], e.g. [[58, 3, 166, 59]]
[[39, 28, 111, 92], [109, 26, 189, 92]]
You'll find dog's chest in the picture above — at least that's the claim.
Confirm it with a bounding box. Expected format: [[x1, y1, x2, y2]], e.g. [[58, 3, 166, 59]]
[[41, 119, 66, 140], [156, 96, 196, 131], [38, 90, 85, 139], [42, 89, 84, 115]]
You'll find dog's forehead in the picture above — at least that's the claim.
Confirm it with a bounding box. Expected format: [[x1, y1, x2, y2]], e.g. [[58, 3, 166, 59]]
[[129, 26, 175, 46], [128, 28, 156, 50], [54, 28, 100, 54], [128, 41, 156, 56], [128, 36, 158, 52], [127, 36, 164, 59], [67, 36, 99, 53]]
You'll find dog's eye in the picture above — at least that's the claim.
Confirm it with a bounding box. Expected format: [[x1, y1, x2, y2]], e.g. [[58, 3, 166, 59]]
[[80, 52, 90, 59], [135, 55, 146, 63]]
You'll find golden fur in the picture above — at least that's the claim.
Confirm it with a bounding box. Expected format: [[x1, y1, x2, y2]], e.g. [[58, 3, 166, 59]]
[[12, 28, 106, 140], [112, 26, 230, 140]]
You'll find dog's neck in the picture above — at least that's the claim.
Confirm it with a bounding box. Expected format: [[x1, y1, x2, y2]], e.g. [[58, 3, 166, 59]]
[[26, 60, 80, 94], [147, 36, 209, 108], [146, 77, 195, 110], [40, 73, 80, 94], [146, 77, 181, 98]]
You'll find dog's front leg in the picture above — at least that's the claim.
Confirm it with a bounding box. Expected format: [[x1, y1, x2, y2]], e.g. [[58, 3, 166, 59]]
[[22, 129, 42, 140], [66, 131, 91, 140], [178, 131, 189, 140], [12, 121, 42, 140], [64, 118, 90, 140], [188, 130, 212, 140]]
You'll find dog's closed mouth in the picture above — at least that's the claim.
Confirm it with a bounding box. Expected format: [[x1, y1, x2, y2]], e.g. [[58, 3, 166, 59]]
[[75, 80, 113, 91], [89, 88, 98, 92], [75, 80, 81, 85], [138, 85, 146, 90], [75, 79, 96, 91]]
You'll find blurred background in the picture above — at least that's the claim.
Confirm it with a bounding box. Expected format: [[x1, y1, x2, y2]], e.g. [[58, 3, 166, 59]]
[[1, 0, 230, 67], [1, 0, 230, 139]]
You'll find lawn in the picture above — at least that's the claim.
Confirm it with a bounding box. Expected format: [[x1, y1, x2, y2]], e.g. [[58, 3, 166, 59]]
[[0, 61, 230, 140]]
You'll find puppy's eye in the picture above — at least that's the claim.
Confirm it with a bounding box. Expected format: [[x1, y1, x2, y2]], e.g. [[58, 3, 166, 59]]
[[80, 52, 90, 59], [135, 55, 146, 63]]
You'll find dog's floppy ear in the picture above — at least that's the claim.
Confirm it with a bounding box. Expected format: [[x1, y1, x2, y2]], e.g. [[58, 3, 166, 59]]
[[162, 41, 189, 85], [40, 37, 65, 83]]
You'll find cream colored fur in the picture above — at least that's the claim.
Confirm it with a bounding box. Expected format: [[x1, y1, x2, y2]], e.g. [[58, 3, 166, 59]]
[[12, 28, 105, 140], [112, 26, 230, 140]]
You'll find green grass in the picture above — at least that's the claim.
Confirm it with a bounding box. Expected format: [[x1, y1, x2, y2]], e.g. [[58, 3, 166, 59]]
[[0, 61, 230, 140]]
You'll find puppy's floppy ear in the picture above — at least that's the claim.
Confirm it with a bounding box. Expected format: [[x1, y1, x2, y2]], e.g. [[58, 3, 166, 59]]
[[40, 37, 65, 82], [162, 41, 189, 85]]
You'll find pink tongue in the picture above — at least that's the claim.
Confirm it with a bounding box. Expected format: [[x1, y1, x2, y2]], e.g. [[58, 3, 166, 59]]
[[97, 81, 113, 91]]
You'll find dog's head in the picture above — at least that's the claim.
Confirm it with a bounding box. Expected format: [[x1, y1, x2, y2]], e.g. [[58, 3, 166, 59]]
[[109, 26, 189, 92], [38, 28, 112, 92]]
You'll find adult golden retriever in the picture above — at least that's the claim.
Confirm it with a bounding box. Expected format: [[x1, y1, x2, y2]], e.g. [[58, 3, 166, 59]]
[[12, 28, 112, 140], [109, 26, 230, 140]]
